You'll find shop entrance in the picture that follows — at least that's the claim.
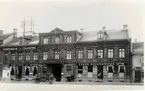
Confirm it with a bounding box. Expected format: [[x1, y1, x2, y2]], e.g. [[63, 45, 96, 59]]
[[47, 64, 62, 82], [16, 66, 22, 80], [97, 65, 103, 79]]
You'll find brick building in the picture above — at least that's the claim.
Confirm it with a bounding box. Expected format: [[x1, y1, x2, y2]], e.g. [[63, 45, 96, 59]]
[[0, 26, 132, 82]]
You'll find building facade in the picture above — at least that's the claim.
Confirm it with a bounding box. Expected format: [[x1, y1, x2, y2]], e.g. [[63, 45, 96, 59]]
[[132, 42, 144, 82], [0, 26, 132, 82]]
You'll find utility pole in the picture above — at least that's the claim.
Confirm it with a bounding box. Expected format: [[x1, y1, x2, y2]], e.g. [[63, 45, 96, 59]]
[[23, 18, 26, 37]]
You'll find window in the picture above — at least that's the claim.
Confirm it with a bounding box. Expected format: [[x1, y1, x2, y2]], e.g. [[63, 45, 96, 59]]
[[43, 37, 48, 44], [66, 35, 72, 43], [33, 52, 38, 60], [43, 66, 47, 73], [98, 49, 103, 58], [78, 50, 83, 59], [88, 65, 93, 72], [66, 66, 71, 71], [55, 51, 60, 59], [108, 49, 114, 58], [119, 48, 125, 58], [43, 52, 48, 60], [78, 66, 83, 74], [11, 53, 15, 60], [108, 66, 113, 73], [88, 49, 93, 59], [26, 53, 30, 60], [119, 66, 125, 73], [67, 50, 72, 59], [18, 53, 23, 60], [55, 36, 60, 43], [10, 67, 15, 75], [98, 33, 103, 39]]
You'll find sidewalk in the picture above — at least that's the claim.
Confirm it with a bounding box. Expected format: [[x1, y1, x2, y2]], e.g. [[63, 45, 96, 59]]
[[0, 80, 144, 85]]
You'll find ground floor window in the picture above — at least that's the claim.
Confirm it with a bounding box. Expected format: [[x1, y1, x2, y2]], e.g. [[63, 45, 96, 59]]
[[66, 66, 72, 72], [43, 66, 47, 73], [108, 66, 113, 73], [119, 66, 125, 73], [78, 66, 83, 74]]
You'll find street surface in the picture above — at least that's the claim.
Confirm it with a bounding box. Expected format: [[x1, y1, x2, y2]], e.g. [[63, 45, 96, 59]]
[[0, 81, 144, 91]]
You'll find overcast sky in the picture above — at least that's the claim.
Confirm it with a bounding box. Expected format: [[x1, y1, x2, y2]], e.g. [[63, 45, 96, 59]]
[[0, 0, 144, 42]]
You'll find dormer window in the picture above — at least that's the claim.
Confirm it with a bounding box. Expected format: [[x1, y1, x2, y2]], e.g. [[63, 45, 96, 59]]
[[66, 35, 72, 43], [43, 37, 48, 44], [55, 36, 60, 44], [98, 33, 103, 39]]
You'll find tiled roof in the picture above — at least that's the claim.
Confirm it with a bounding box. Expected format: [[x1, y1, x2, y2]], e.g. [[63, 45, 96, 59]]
[[0, 33, 13, 40], [78, 29, 129, 42], [132, 42, 144, 52]]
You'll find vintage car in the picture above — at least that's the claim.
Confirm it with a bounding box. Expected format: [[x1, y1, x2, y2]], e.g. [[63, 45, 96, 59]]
[[33, 73, 54, 84]]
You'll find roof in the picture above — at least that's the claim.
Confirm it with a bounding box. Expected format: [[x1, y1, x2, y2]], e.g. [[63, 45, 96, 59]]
[[0, 33, 13, 40], [132, 42, 144, 52], [78, 29, 129, 42], [1, 36, 39, 47]]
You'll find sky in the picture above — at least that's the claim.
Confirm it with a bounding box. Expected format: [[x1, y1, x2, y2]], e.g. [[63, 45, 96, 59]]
[[0, 0, 144, 42]]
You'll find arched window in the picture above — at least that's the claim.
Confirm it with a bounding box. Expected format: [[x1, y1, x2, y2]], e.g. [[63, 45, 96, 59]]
[[25, 67, 29, 76], [55, 36, 60, 43], [33, 67, 37, 76], [11, 67, 15, 75], [43, 37, 48, 44], [66, 35, 72, 43]]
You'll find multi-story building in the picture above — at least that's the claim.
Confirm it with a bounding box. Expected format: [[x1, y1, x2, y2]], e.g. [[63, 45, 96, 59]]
[[0, 29, 17, 80], [0, 25, 132, 82], [132, 42, 144, 82]]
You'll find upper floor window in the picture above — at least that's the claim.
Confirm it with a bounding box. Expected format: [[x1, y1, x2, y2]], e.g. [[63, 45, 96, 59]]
[[67, 50, 72, 59], [119, 48, 125, 58], [55, 51, 60, 59], [98, 33, 103, 39], [43, 52, 48, 60], [88, 49, 93, 59], [43, 37, 48, 44], [98, 49, 103, 58], [108, 49, 114, 58], [66, 35, 72, 43], [26, 53, 30, 60], [18, 53, 23, 60], [78, 50, 83, 59], [33, 52, 38, 60], [55, 36, 60, 44], [11, 53, 15, 60]]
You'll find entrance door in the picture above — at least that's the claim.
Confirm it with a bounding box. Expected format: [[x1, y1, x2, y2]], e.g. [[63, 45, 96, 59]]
[[97, 65, 103, 79], [52, 65, 62, 81], [135, 70, 141, 82], [17, 66, 22, 80]]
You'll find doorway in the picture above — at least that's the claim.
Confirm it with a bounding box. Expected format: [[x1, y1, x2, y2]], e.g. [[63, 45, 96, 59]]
[[52, 64, 62, 81], [97, 65, 103, 79], [16, 66, 22, 80]]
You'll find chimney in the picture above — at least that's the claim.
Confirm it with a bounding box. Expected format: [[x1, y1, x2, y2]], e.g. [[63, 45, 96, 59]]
[[102, 26, 106, 30], [13, 28, 17, 38], [123, 24, 128, 29], [19, 36, 24, 45], [0, 30, 3, 35]]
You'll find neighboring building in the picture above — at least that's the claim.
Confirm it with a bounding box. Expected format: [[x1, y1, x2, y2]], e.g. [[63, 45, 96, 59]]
[[132, 42, 144, 82], [0, 29, 17, 80], [0, 25, 132, 82]]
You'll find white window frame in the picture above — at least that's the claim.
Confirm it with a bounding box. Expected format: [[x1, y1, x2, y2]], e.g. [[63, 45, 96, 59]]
[[43, 37, 48, 44], [18, 53, 23, 60], [108, 49, 114, 58], [33, 52, 38, 60], [67, 50, 72, 59], [78, 50, 83, 59], [88, 49, 93, 59], [98, 49, 103, 58], [66, 35, 72, 43], [55, 36, 60, 44], [43, 52, 48, 60], [119, 48, 125, 58], [55, 51, 60, 59], [11, 53, 15, 60], [26, 53, 30, 60]]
